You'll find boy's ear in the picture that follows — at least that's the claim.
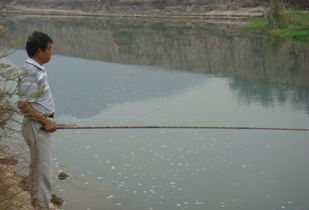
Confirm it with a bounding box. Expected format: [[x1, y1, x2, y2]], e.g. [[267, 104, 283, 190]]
[[35, 48, 43, 56]]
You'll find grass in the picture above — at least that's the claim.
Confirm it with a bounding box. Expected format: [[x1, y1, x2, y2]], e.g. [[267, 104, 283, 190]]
[[243, 17, 268, 30], [271, 12, 309, 43], [243, 11, 309, 44]]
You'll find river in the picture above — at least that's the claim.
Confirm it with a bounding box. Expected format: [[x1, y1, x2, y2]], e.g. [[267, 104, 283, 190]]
[[4, 14, 309, 210]]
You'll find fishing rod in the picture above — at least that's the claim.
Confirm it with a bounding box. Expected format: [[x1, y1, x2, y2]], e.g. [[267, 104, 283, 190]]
[[56, 125, 309, 132]]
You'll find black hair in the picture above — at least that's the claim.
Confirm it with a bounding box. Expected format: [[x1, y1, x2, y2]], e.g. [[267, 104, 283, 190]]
[[26, 31, 53, 57]]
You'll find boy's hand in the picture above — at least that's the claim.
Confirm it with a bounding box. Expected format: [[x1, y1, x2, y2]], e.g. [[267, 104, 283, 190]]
[[42, 120, 57, 132], [18, 101, 57, 132]]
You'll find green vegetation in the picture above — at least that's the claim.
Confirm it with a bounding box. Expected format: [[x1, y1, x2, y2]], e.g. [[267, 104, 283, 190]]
[[267, 0, 286, 28], [244, 11, 309, 44], [243, 17, 269, 30], [270, 12, 309, 43]]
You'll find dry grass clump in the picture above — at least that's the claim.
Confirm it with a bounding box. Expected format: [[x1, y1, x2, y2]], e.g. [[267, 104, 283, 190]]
[[0, 137, 33, 209], [0, 164, 34, 210], [0, 143, 32, 209]]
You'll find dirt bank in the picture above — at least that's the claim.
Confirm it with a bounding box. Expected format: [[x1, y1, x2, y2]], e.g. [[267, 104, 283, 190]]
[[0, 135, 33, 209], [0, 161, 33, 210], [3, 6, 266, 20]]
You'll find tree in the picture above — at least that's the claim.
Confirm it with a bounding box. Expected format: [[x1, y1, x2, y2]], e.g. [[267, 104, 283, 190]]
[[267, 0, 286, 28], [0, 27, 19, 137], [0, 26, 34, 210]]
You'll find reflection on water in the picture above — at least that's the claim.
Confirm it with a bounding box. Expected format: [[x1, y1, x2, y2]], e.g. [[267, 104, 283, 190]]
[[229, 79, 309, 115], [10, 51, 209, 118], [2, 15, 309, 87], [9, 51, 309, 120], [5, 15, 309, 210]]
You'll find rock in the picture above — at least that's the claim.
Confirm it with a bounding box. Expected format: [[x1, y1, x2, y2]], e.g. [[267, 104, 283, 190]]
[[51, 194, 64, 206], [58, 172, 70, 180]]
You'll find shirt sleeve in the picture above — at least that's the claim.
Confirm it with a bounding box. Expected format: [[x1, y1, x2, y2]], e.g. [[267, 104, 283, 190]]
[[18, 73, 40, 103]]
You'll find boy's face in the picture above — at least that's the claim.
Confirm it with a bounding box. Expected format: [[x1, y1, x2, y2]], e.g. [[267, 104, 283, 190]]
[[37, 42, 53, 64]]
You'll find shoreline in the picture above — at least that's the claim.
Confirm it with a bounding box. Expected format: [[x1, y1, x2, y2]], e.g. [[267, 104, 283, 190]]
[[3, 6, 266, 20]]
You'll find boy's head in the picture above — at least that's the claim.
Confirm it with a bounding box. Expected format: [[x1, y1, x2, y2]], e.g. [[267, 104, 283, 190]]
[[26, 31, 53, 64]]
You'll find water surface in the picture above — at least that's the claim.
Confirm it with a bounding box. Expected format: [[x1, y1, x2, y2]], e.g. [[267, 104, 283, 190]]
[[5, 15, 309, 210]]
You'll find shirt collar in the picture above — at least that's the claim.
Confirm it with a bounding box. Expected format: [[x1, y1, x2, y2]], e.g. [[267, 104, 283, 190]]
[[26, 57, 45, 71]]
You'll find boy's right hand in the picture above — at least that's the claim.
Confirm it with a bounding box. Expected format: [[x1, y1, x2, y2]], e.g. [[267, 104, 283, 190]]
[[42, 120, 57, 132], [18, 101, 57, 132]]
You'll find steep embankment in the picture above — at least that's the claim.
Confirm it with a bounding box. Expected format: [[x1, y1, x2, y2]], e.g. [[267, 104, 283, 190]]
[[3, 0, 269, 19], [5, 0, 264, 11], [2, 0, 308, 20]]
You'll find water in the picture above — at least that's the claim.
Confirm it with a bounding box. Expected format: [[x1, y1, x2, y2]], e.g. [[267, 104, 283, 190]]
[[4, 15, 309, 210]]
